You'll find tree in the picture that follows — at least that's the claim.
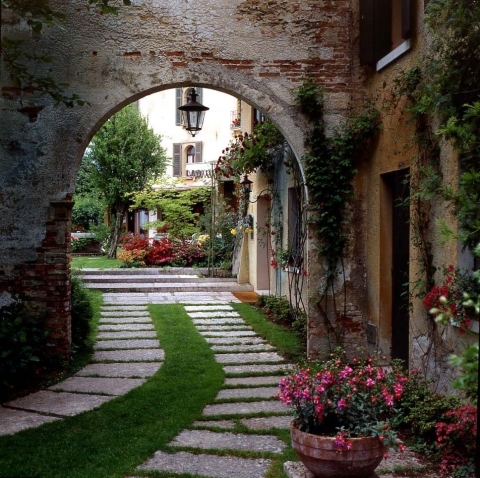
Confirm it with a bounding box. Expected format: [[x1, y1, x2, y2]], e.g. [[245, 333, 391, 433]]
[[132, 186, 212, 239], [83, 104, 167, 258]]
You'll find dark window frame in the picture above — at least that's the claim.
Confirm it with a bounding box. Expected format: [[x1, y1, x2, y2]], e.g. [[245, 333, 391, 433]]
[[360, 0, 412, 67]]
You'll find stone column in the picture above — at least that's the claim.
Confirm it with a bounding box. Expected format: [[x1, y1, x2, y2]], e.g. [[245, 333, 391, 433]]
[[0, 198, 73, 357]]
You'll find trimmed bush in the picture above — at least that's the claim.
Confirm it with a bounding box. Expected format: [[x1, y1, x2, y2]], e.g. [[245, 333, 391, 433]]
[[71, 273, 92, 351], [0, 296, 48, 397]]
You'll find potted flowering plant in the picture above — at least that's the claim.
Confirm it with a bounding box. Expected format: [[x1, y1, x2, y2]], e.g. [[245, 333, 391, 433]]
[[278, 351, 408, 478]]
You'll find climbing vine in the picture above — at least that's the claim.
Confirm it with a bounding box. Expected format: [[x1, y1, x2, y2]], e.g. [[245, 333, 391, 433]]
[[295, 77, 380, 338]]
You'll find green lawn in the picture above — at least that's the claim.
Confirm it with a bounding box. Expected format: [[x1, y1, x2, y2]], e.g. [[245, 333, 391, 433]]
[[71, 255, 122, 269], [0, 303, 303, 478]]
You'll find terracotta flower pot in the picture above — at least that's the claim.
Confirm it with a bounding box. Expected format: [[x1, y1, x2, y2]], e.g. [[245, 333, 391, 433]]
[[290, 425, 388, 478]]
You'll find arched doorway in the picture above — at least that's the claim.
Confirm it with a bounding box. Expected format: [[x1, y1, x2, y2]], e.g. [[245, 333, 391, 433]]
[[1, 1, 355, 356]]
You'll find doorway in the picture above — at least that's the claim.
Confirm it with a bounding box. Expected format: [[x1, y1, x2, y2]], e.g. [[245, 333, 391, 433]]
[[383, 169, 410, 367]]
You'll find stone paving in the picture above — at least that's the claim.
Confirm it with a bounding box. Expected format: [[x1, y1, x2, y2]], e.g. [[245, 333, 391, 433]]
[[129, 301, 293, 478], [0, 291, 430, 478], [0, 303, 163, 435]]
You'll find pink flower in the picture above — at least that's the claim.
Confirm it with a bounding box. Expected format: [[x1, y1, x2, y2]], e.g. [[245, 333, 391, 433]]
[[366, 378, 376, 388], [339, 366, 353, 379], [384, 394, 394, 407]]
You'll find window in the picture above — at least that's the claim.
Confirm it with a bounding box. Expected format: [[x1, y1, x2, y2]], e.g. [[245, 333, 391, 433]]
[[186, 145, 195, 164], [360, 0, 412, 70], [172, 142, 203, 177], [288, 187, 303, 257]]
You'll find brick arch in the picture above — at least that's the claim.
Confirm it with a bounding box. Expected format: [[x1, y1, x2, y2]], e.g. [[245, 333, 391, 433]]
[[75, 78, 307, 178], [1, 0, 355, 355]]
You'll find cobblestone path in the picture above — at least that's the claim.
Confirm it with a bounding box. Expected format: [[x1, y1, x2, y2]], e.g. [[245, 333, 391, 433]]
[[0, 304, 164, 435]]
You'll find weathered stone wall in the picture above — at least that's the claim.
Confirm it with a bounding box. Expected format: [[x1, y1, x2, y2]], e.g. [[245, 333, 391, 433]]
[[1, 0, 359, 355]]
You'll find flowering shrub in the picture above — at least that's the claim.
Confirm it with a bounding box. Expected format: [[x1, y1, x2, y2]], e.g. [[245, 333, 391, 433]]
[[119, 234, 150, 252], [423, 265, 479, 331], [278, 351, 408, 451], [215, 119, 285, 178], [117, 233, 206, 267], [117, 248, 147, 267], [145, 238, 175, 266], [169, 238, 205, 267], [435, 405, 477, 477]]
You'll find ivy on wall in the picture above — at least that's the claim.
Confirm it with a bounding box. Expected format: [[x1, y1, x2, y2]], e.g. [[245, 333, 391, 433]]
[[294, 77, 380, 338]]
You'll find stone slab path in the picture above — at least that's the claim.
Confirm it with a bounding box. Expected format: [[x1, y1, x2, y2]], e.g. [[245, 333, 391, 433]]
[[0, 304, 163, 435], [134, 302, 293, 478], [1, 291, 430, 477]]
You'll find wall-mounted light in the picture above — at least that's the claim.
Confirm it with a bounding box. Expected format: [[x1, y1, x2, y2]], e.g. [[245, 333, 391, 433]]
[[178, 88, 209, 137], [240, 174, 253, 197], [240, 174, 272, 203]]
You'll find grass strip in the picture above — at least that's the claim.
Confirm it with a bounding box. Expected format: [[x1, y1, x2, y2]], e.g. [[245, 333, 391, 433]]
[[232, 303, 306, 363], [0, 304, 224, 478], [71, 255, 122, 269]]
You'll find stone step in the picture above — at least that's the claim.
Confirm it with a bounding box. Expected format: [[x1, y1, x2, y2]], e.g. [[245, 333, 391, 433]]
[[240, 416, 292, 430], [48, 376, 146, 396], [223, 364, 291, 375], [0, 408, 61, 436], [101, 305, 148, 311], [205, 337, 266, 345], [215, 352, 286, 364], [192, 318, 245, 325], [101, 311, 150, 317], [92, 349, 165, 362], [82, 275, 234, 283], [99, 317, 153, 324], [97, 330, 157, 339], [203, 400, 288, 416], [168, 429, 286, 454], [94, 339, 161, 350], [98, 323, 155, 331], [188, 311, 241, 318], [215, 386, 278, 400], [184, 305, 235, 311], [225, 376, 282, 387], [137, 450, 272, 478], [211, 344, 275, 353], [76, 362, 161, 378], [199, 330, 258, 337], [101, 292, 242, 305], [84, 282, 254, 293], [3, 391, 113, 417], [196, 325, 252, 332]]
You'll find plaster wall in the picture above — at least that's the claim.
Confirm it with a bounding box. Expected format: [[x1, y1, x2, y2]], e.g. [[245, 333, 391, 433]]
[[138, 88, 239, 183], [359, 2, 471, 388]]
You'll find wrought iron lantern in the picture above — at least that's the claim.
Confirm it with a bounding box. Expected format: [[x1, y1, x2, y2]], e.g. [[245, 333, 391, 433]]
[[240, 174, 273, 203], [178, 88, 209, 137], [240, 174, 253, 197]]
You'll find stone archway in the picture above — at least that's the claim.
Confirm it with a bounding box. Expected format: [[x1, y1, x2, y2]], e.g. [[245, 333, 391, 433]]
[[1, 0, 357, 355]]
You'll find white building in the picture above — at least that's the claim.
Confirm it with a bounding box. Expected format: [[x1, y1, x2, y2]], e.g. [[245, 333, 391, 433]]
[[139, 87, 241, 185]]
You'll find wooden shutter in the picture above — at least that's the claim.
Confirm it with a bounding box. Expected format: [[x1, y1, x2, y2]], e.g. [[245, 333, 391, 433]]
[[359, 0, 376, 65], [195, 141, 203, 163], [175, 88, 182, 125], [374, 0, 392, 62], [173, 143, 181, 177], [402, 0, 412, 39]]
